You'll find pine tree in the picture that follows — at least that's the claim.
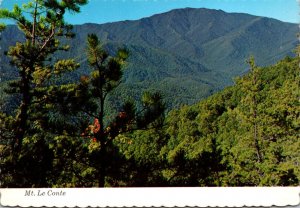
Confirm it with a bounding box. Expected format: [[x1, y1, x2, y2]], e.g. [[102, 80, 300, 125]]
[[220, 56, 300, 185], [230, 57, 265, 184], [75, 34, 165, 187], [0, 0, 87, 187]]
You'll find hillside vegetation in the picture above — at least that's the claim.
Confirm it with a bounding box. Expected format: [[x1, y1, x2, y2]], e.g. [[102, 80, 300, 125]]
[[117, 54, 300, 186], [166, 55, 300, 185], [0, 1, 299, 187], [2, 52, 298, 187], [0, 8, 298, 109]]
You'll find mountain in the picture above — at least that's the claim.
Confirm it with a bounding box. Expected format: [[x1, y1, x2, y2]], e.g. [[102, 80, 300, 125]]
[[0, 8, 298, 109], [146, 55, 300, 186]]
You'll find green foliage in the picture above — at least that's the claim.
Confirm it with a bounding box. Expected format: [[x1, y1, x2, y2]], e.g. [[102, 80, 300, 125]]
[[0, 2, 299, 187], [64, 33, 166, 187], [0, 23, 5, 31], [161, 55, 300, 186], [0, 8, 297, 110], [0, 0, 88, 187], [113, 129, 168, 186]]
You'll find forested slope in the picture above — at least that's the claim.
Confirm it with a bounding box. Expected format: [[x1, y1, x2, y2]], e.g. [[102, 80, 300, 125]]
[[118, 55, 300, 186], [2, 54, 298, 187], [0, 8, 298, 109], [0, 1, 299, 187]]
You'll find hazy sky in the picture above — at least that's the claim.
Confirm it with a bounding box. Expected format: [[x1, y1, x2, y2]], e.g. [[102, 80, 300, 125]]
[[0, 0, 299, 24]]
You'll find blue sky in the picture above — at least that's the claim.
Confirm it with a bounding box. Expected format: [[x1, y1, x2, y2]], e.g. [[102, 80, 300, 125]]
[[0, 0, 299, 24]]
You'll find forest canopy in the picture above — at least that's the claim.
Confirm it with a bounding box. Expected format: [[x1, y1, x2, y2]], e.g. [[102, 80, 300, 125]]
[[0, 0, 299, 187]]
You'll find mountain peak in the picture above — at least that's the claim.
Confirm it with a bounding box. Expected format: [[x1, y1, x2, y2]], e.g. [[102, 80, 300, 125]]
[[0, 7, 298, 108], [149, 7, 227, 19]]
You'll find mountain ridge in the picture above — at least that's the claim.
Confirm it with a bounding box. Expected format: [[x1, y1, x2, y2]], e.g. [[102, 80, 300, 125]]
[[73, 7, 297, 70], [0, 8, 298, 109]]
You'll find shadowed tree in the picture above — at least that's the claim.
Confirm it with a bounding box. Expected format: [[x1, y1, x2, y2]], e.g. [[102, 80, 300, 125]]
[[74, 34, 165, 187], [0, 0, 87, 187]]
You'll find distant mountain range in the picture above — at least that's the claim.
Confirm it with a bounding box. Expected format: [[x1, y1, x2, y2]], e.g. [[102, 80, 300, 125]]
[[0, 8, 298, 109]]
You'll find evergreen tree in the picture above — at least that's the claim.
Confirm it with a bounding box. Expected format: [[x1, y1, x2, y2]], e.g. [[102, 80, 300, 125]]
[[233, 57, 265, 183], [0, 0, 87, 187], [73, 34, 165, 187]]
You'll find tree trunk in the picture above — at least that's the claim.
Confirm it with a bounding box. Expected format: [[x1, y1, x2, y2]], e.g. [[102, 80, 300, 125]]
[[98, 144, 106, 187], [98, 86, 106, 187], [14, 68, 31, 151]]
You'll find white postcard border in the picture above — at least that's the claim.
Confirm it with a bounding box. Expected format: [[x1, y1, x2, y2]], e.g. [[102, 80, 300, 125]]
[[0, 187, 300, 207]]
